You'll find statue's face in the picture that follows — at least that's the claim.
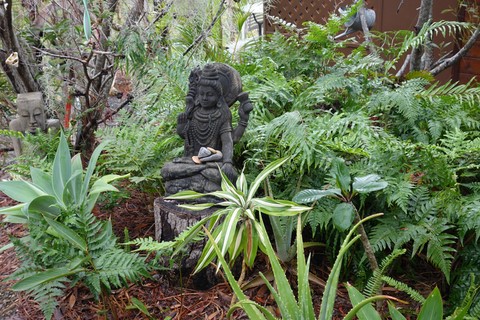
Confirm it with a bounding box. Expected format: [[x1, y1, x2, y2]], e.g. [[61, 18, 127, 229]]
[[198, 85, 220, 109], [17, 104, 46, 133]]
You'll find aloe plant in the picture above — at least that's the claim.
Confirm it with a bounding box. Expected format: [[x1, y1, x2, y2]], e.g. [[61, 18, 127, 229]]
[[0, 132, 148, 320]]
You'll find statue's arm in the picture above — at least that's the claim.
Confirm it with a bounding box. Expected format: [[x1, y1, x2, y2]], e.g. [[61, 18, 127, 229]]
[[232, 92, 253, 143], [220, 131, 236, 182], [177, 112, 187, 139]]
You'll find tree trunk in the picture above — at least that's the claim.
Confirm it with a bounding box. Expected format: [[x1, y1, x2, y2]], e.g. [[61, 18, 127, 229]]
[[75, 0, 119, 155], [0, 0, 41, 94], [154, 197, 220, 289], [410, 0, 433, 71]]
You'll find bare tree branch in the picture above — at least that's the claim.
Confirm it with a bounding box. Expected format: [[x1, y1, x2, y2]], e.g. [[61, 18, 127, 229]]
[[183, 0, 227, 56], [396, 54, 411, 78], [358, 5, 377, 56], [430, 25, 480, 76], [397, 0, 405, 13]]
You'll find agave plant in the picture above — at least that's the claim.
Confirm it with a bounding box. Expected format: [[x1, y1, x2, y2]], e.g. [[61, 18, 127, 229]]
[[166, 157, 311, 280], [0, 132, 148, 319]]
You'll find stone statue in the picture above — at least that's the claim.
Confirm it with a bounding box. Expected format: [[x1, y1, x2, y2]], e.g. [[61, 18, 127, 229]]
[[161, 63, 253, 195], [9, 92, 60, 156]]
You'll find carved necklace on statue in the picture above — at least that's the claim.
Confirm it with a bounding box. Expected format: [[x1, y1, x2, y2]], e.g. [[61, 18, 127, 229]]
[[191, 108, 222, 147]]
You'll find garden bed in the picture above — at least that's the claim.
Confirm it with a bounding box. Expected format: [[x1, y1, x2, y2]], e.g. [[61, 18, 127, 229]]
[[1, 184, 441, 319]]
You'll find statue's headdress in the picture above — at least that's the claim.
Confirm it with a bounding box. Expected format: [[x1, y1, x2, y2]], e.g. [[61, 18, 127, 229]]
[[198, 64, 223, 96], [195, 63, 243, 108]]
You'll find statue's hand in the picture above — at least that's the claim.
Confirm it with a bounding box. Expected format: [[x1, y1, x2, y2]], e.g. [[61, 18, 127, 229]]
[[237, 92, 253, 121], [178, 112, 187, 124], [177, 112, 188, 137]]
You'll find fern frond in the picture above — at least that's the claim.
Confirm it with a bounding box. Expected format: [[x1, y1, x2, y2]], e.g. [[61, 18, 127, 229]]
[[305, 200, 336, 235], [413, 216, 456, 282], [30, 278, 68, 320], [449, 243, 480, 317], [126, 237, 176, 252], [292, 71, 361, 110], [370, 217, 400, 252], [78, 210, 116, 258], [384, 178, 414, 213], [381, 275, 426, 304], [457, 200, 480, 241], [420, 80, 480, 108], [363, 249, 406, 297], [94, 248, 147, 293]]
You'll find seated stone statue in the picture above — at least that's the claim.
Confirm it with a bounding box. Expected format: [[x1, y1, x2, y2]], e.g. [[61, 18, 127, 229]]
[[161, 63, 253, 195], [9, 92, 60, 156]]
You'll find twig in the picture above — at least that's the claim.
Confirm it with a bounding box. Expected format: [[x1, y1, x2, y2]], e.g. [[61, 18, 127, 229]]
[[397, 0, 404, 13], [32, 46, 91, 65], [183, 0, 227, 56], [396, 54, 411, 78], [97, 96, 133, 125]]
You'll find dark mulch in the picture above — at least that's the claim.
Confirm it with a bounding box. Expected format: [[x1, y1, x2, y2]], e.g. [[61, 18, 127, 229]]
[[0, 183, 441, 320]]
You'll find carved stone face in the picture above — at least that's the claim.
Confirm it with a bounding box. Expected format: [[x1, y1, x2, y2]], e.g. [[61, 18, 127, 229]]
[[16, 93, 46, 133], [198, 85, 220, 110]]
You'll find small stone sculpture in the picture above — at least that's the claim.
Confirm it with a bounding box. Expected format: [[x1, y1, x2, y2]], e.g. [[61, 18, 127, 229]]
[[9, 92, 60, 156], [161, 63, 253, 195]]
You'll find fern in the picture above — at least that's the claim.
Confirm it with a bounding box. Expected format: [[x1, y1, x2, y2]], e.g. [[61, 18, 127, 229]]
[[370, 214, 405, 252], [94, 248, 148, 293], [457, 200, 480, 242], [408, 216, 456, 283], [381, 275, 426, 304], [29, 278, 69, 320], [448, 243, 480, 317], [305, 199, 337, 236], [126, 236, 176, 252], [363, 249, 406, 297], [420, 80, 480, 108]]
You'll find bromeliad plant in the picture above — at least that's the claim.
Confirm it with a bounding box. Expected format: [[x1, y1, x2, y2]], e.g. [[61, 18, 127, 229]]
[[166, 157, 311, 282], [0, 133, 148, 320]]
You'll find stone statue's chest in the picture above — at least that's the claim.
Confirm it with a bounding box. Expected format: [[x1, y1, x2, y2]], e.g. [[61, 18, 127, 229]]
[[189, 110, 223, 147]]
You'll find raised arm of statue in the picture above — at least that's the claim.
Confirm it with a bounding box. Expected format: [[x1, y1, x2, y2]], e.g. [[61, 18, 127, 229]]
[[232, 92, 253, 143]]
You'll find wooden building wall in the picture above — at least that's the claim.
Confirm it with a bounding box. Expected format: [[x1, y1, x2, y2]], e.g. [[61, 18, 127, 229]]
[[454, 0, 480, 83], [265, 0, 479, 83]]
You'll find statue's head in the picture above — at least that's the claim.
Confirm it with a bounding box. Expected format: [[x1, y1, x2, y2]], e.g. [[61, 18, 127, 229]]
[[197, 64, 225, 109], [16, 92, 46, 133]]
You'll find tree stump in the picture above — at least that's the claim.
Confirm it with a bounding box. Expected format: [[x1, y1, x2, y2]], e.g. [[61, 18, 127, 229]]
[[154, 197, 220, 288]]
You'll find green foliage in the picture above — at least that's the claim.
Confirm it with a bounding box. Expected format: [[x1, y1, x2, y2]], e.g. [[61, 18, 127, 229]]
[[0, 133, 148, 320], [448, 243, 480, 317], [5, 129, 64, 179], [294, 158, 388, 231], [96, 113, 182, 193]]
